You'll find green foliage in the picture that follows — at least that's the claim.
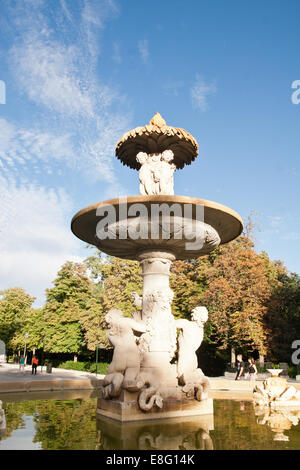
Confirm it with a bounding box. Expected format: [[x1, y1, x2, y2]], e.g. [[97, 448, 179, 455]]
[[203, 236, 275, 354], [288, 365, 297, 378], [84, 250, 142, 317], [10, 307, 46, 351], [3, 399, 100, 450], [43, 262, 92, 354], [57, 360, 108, 374], [0, 287, 35, 350], [79, 291, 107, 350], [265, 270, 300, 362], [257, 366, 267, 373], [170, 258, 209, 320]]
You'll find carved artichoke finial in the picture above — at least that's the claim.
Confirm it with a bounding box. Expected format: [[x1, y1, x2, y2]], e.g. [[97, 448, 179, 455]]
[[149, 112, 166, 128]]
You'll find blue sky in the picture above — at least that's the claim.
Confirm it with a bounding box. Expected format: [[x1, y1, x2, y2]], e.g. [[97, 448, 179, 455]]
[[0, 0, 299, 307]]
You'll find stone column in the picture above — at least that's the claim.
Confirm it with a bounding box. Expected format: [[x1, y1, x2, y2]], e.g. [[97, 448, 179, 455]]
[[137, 251, 178, 386]]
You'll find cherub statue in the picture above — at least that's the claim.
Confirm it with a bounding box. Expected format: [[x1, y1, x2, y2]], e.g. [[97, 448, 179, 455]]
[[101, 309, 146, 398], [158, 150, 176, 195], [175, 306, 210, 400], [136, 150, 176, 196], [136, 152, 154, 195]]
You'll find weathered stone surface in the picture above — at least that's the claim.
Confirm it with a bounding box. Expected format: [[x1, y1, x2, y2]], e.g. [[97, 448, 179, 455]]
[[27, 380, 63, 392], [137, 149, 176, 195], [0, 382, 27, 393], [116, 113, 199, 170], [253, 371, 300, 407], [97, 396, 213, 422], [71, 195, 243, 261], [61, 379, 99, 390]]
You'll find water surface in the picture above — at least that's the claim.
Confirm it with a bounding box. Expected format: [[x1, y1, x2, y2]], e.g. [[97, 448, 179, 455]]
[[1, 395, 300, 450]]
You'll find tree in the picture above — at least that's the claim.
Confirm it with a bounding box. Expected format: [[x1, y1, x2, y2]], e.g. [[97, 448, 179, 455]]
[[84, 250, 142, 317], [10, 307, 46, 352], [43, 262, 91, 356], [170, 257, 209, 320], [0, 287, 35, 352], [79, 291, 107, 350], [265, 267, 300, 362], [203, 237, 274, 356]]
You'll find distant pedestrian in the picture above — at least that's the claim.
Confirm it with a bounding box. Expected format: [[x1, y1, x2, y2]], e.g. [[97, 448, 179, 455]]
[[247, 357, 258, 381], [19, 355, 25, 374], [31, 355, 39, 375], [235, 354, 245, 380]]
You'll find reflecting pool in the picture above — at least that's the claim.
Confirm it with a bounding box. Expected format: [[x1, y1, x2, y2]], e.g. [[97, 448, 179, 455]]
[[1, 393, 300, 450]]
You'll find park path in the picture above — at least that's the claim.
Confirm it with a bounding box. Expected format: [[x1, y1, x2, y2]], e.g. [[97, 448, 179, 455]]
[[0, 363, 104, 394]]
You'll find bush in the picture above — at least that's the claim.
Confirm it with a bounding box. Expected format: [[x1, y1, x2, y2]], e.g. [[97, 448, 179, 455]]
[[58, 360, 108, 374], [288, 365, 297, 378]]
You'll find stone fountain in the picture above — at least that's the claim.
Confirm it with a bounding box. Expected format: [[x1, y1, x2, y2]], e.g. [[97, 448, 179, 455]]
[[253, 369, 300, 409], [71, 113, 243, 422]]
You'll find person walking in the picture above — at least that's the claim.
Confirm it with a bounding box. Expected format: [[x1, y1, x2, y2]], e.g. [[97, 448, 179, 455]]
[[248, 357, 258, 381], [19, 355, 25, 374], [31, 355, 39, 375], [235, 354, 245, 380]]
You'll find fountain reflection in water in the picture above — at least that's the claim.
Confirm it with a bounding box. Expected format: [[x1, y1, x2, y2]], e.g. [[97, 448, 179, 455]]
[[96, 414, 214, 450], [254, 406, 300, 442]]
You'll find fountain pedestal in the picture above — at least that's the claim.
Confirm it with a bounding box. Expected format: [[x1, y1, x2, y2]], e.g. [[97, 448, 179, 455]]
[[96, 248, 213, 422]]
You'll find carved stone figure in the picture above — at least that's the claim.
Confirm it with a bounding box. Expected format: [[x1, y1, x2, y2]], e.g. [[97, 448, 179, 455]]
[[138, 287, 177, 360], [253, 378, 300, 407], [149, 153, 162, 195], [136, 152, 154, 195], [136, 150, 176, 196], [158, 150, 176, 195], [101, 309, 146, 398], [176, 306, 210, 400], [136, 371, 163, 412]]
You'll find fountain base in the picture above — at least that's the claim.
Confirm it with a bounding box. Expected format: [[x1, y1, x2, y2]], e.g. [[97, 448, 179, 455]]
[[96, 390, 213, 422]]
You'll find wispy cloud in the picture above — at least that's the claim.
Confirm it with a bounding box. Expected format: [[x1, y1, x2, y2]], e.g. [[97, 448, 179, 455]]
[[10, 40, 95, 117], [0, 177, 83, 307], [3, 0, 131, 187], [138, 39, 149, 64], [163, 80, 185, 97], [267, 215, 284, 228], [190, 75, 217, 111], [0, 1, 131, 305]]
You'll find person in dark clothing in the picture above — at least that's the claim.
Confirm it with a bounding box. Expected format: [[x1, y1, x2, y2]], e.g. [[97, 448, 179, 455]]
[[247, 357, 258, 381], [31, 355, 39, 375], [235, 354, 245, 380]]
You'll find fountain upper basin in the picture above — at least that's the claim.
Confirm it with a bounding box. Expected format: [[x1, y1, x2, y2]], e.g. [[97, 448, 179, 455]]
[[71, 195, 243, 260]]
